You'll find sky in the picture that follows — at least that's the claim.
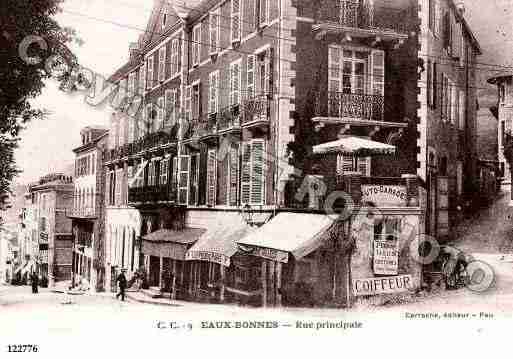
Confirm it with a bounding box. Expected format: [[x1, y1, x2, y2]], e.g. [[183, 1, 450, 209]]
[[13, 0, 513, 184]]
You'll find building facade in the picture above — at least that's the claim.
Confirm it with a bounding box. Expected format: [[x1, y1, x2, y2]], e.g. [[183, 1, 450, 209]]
[[68, 126, 109, 291], [29, 174, 74, 287], [489, 72, 513, 192], [101, 0, 480, 306]]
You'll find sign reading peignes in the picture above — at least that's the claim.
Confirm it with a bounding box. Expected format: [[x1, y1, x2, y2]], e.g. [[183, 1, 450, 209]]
[[373, 239, 399, 275], [352, 275, 413, 296], [247, 246, 289, 263], [361, 185, 408, 206]]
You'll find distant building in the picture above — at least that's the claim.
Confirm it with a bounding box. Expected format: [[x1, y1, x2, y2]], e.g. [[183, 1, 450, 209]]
[[28, 174, 74, 287], [68, 126, 109, 291]]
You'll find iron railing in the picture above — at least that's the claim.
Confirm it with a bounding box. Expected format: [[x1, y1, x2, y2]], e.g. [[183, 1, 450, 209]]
[[316, 92, 384, 122], [128, 184, 177, 204], [317, 0, 409, 34], [104, 131, 177, 162]]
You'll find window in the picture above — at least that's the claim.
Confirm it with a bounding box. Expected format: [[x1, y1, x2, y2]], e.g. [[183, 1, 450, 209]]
[[255, 48, 274, 95], [228, 144, 239, 206], [451, 84, 458, 125], [241, 140, 265, 205], [184, 86, 192, 123], [373, 217, 401, 242], [428, 0, 435, 31], [192, 83, 201, 118], [189, 154, 199, 205], [139, 64, 146, 93], [128, 116, 135, 143], [258, 0, 269, 27], [156, 97, 164, 131], [434, 0, 441, 37], [337, 155, 371, 176], [209, 10, 220, 55], [178, 156, 190, 205], [231, 0, 241, 43], [443, 12, 452, 52], [158, 46, 166, 82], [160, 158, 169, 186], [128, 72, 136, 95], [115, 169, 123, 205], [146, 55, 154, 89], [192, 24, 201, 66], [144, 103, 153, 134], [171, 38, 179, 76], [206, 149, 217, 207], [230, 60, 242, 108], [147, 161, 156, 187], [162, 13, 167, 30], [433, 62, 438, 108], [328, 47, 384, 95], [208, 71, 219, 114], [501, 121, 506, 144], [427, 60, 433, 107], [247, 55, 256, 98], [456, 162, 463, 196]]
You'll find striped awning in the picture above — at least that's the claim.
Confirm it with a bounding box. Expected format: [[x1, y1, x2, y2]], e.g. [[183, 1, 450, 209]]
[[313, 136, 396, 156]]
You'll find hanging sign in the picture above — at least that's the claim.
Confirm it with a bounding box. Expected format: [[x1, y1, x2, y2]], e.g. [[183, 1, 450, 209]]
[[373, 239, 399, 275]]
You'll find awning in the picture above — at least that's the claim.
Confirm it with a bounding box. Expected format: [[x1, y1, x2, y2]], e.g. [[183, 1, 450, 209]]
[[185, 216, 253, 267], [142, 228, 206, 260], [313, 136, 396, 156], [237, 213, 337, 263]]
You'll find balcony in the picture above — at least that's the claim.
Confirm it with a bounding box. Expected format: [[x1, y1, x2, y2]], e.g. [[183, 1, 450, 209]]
[[128, 184, 177, 205], [183, 96, 271, 143], [314, 0, 409, 44], [316, 91, 384, 122], [241, 95, 271, 129]]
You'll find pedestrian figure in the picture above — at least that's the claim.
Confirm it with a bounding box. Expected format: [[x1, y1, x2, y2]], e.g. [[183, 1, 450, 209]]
[[116, 269, 127, 301], [30, 272, 39, 294]]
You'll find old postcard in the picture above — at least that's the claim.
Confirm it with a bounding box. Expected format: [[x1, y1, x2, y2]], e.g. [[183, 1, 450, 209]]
[[1, 0, 512, 357]]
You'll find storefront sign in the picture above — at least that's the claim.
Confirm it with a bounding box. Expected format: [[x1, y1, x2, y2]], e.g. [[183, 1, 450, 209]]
[[361, 185, 407, 206], [186, 251, 231, 267], [352, 274, 413, 296], [373, 239, 399, 275], [245, 246, 289, 263], [39, 232, 48, 242]]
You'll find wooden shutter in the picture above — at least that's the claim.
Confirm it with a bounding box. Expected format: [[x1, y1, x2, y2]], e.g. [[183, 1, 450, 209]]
[[241, 142, 251, 204], [230, 61, 241, 106], [250, 140, 265, 205], [105, 172, 111, 205], [264, 48, 274, 96], [247, 55, 255, 99], [199, 143, 208, 205], [160, 158, 169, 186], [179, 155, 190, 204], [209, 71, 219, 114], [210, 11, 219, 54], [433, 62, 438, 108], [146, 56, 153, 89], [172, 156, 178, 190], [370, 49, 385, 96], [207, 149, 217, 206], [157, 97, 164, 130], [231, 0, 241, 43], [185, 85, 192, 123], [229, 144, 239, 206], [189, 154, 199, 205], [193, 25, 201, 66], [139, 63, 146, 93], [159, 47, 166, 82], [259, 0, 268, 26]]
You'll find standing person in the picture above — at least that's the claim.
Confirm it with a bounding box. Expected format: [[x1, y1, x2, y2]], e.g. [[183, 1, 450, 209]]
[[30, 272, 39, 294], [116, 269, 127, 301]]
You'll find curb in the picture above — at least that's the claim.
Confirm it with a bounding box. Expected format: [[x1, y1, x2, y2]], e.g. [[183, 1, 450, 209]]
[[126, 293, 182, 307]]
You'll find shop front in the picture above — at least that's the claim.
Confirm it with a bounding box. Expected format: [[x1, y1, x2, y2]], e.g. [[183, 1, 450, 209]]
[[237, 212, 352, 307], [141, 227, 206, 299], [184, 216, 255, 304]]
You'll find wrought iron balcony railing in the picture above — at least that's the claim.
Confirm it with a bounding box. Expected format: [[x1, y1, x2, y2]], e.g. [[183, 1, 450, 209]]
[[104, 131, 178, 163], [316, 0, 409, 34], [183, 96, 271, 140], [241, 95, 271, 126], [128, 184, 177, 204], [315, 91, 384, 122]]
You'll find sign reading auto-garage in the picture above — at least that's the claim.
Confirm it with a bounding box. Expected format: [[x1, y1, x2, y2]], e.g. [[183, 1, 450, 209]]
[[352, 274, 413, 296]]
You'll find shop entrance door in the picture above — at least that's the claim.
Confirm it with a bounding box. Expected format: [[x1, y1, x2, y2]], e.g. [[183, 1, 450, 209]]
[[149, 256, 160, 287]]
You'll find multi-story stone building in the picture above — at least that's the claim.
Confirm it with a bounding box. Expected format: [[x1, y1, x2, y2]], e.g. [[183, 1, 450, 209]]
[[488, 72, 513, 192], [29, 174, 74, 287], [102, 0, 480, 306], [68, 126, 109, 291], [18, 189, 39, 276]]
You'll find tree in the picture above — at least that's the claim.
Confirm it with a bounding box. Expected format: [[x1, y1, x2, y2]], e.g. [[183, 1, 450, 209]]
[[0, 0, 79, 199]]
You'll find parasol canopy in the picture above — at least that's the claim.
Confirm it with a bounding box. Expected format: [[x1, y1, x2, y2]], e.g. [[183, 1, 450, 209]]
[[313, 136, 396, 156]]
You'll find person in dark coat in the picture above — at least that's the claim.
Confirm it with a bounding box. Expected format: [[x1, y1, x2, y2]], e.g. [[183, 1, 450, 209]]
[[31, 272, 39, 294], [116, 269, 128, 301]]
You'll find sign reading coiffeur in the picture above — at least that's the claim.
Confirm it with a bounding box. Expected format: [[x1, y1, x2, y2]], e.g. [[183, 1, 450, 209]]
[[352, 275, 413, 296]]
